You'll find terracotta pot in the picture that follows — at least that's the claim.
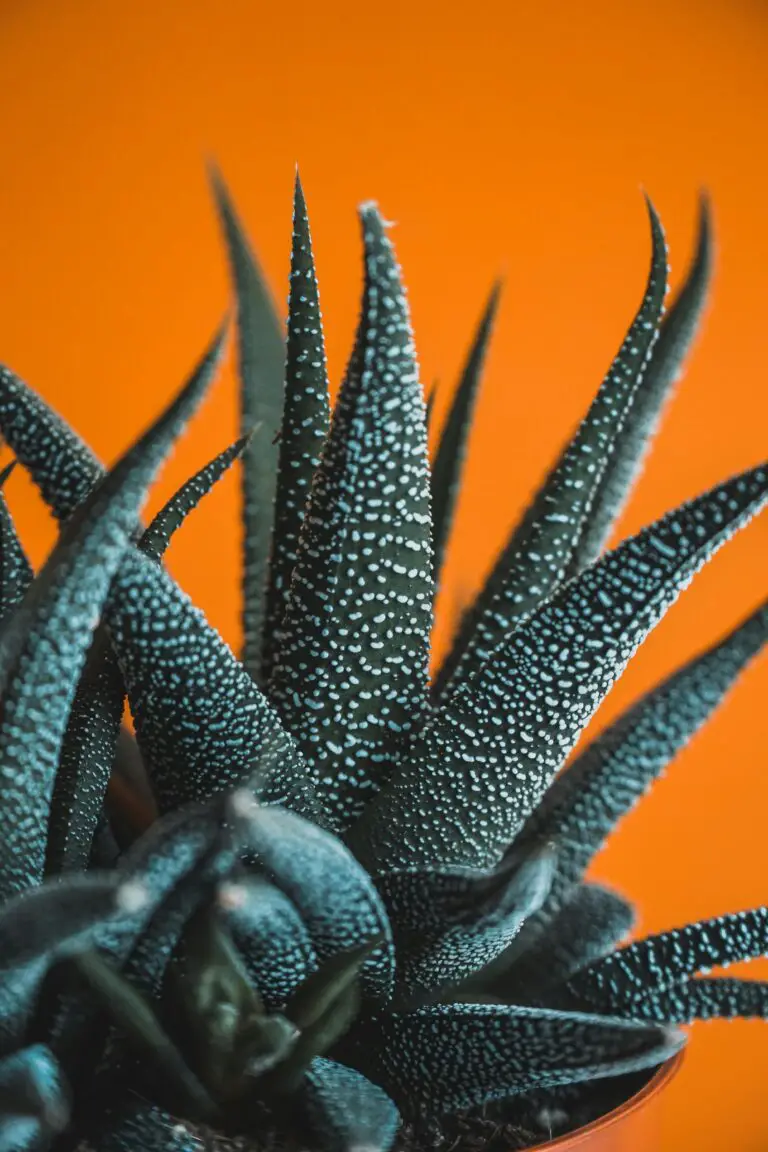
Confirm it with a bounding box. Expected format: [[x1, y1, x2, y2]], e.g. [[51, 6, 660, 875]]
[[529, 1053, 683, 1151]]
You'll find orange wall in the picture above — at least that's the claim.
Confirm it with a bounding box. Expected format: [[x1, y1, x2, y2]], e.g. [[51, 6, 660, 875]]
[[0, 1, 767, 1147]]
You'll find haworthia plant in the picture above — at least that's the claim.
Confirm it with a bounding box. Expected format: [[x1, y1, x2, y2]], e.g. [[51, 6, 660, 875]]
[[0, 179, 764, 1152]]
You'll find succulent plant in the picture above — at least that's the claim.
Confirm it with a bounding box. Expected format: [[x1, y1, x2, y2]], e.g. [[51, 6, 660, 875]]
[[0, 170, 765, 1152]]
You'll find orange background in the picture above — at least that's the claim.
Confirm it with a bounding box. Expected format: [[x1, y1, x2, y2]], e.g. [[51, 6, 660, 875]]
[[0, 1, 767, 1147]]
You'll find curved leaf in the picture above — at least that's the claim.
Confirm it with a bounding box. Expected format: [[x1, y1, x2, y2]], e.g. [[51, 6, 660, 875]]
[[233, 796, 395, 1004], [629, 977, 768, 1023], [139, 433, 250, 562], [0, 325, 226, 898], [210, 164, 286, 681], [431, 282, 501, 582], [352, 459, 768, 872], [0, 367, 102, 521], [565, 906, 768, 1013], [570, 193, 713, 568], [436, 198, 668, 695], [219, 876, 317, 1010], [510, 597, 768, 933]]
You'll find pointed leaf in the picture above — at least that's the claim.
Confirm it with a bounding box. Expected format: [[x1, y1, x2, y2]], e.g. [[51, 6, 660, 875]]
[[262, 172, 330, 683], [0, 326, 226, 898], [210, 165, 286, 680], [0, 1045, 69, 1152], [139, 433, 250, 562], [0, 367, 102, 521], [512, 596, 768, 927], [105, 547, 318, 818], [352, 460, 768, 872], [297, 1057, 399, 1152], [565, 906, 768, 1013], [233, 794, 395, 1004], [431, 281, 501, 582], [348, 1002, 682, 1116], [0, 462, 32, 622], [269, 204, 433, 828], [436, 200, 668, 695], [571, 193, 713, 568]]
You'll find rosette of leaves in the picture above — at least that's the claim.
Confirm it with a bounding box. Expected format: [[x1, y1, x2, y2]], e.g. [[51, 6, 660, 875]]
[[0, 169, 765, 1152]]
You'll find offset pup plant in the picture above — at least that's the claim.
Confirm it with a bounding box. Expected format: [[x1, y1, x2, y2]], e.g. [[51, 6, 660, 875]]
[[0, 169, 764, 1152]]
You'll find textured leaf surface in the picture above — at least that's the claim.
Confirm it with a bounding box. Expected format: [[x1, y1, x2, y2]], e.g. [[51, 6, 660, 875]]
[[269, 204, 433, 828], [0, 1044, 69, 1152], [430, 282, 501, 582], [511, 597, 768, 932], [437, 200, 668, 694], [299, 1057, 399, 1152], [49, 432, 249, 876], [0, 367, 102, 520], [0, 328, 225, 898], [628, 978, 768, 1022], [571, 194, 713, 568], [235, 797, 395, 1004], [352, 460, 768, 871], [210, 166, 286, 681], [349, 1003, 682, 1116], [139, 434, 250, 562], [262, 172, 330, 683], [219, 876, 317, 1010], [106, 548, 317, 817], [491, 884, 635, 1000], [565, 907, 768, 1014], [379, 846, 554, 1007], [0, 463, 32, 622]]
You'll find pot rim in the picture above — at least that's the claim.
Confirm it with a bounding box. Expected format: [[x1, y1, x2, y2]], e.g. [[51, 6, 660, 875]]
[[527, 1050, 684, 1150]]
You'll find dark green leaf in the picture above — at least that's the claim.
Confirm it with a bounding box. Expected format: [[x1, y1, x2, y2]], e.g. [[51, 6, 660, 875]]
[[0, 325, 226, 899], [233, 795, 395, 1004], [0, 367, 102, 521], [0, 462, 32, 622], [349, 1003, 682, 1116], [629, 977, 768, 1023], [431, 281, 501, 583], [268, 204, 433, 829], [487, 884, 635, 1001], [351, 460, 768, 873], [436, 200, 668, 695], [139, 433, 250, 562], [565, 907, 768, 1014], [511, 596, 768, 934], [209, 164, 286, 681], [218, 876, 317, 1010], [262, 171, 330, 684], [105, 548, 318, 818], [570, 193, 713, 569]]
